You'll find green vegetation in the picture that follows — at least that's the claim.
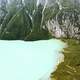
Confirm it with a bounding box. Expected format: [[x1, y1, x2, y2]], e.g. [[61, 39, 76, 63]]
[[0, 0, 80, 40], [0, 0, 52, 41], [51, 39, 80, 80]]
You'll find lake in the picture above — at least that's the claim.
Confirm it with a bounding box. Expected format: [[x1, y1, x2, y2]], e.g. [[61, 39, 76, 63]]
[[0, 39, 66, 80]]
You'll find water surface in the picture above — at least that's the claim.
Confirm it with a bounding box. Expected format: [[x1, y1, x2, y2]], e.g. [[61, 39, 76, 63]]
[[0, 39, 65, 80]]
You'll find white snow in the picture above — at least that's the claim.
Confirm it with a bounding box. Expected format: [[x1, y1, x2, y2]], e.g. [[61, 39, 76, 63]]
[[0, 39, 66, 80]]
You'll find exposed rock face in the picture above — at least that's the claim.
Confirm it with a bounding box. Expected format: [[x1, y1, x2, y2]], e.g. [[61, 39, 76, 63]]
[[46, 20, 64, 38], [42, 0, 80, 39], [46, 2, 80, 39]]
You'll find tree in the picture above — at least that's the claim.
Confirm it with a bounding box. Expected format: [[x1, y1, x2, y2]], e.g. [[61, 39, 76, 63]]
[[0, 8, 32, 40], [25, 4, 51, 41], [0, 0, 7, 24]]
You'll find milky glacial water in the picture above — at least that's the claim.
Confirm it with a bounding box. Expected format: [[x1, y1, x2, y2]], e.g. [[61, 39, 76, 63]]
[[0, 39, 66, 80]]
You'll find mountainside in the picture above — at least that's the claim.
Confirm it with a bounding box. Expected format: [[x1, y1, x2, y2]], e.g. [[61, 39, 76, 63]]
[[0, 0, 80, 40]]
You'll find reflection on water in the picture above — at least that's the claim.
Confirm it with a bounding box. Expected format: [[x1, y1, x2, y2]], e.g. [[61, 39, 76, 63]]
[[0, 39, 65, 80]]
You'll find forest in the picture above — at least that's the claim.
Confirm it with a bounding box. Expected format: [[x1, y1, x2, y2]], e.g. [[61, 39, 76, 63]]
[[0, 0, 80, 40]]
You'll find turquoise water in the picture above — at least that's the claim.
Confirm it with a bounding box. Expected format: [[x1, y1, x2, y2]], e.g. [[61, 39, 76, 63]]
[[0, 39, 65, 80]]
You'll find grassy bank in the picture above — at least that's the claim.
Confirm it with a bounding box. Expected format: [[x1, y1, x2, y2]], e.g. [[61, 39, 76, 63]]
[[51, 39, 80, 80]]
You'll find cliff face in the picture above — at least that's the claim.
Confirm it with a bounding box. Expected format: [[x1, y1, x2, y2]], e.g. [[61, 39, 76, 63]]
[[46, 18, 80, 39], [45, 0, 80, 39]]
